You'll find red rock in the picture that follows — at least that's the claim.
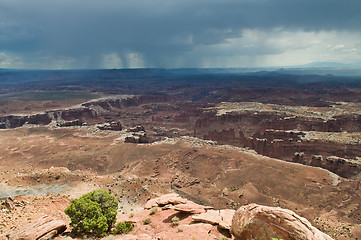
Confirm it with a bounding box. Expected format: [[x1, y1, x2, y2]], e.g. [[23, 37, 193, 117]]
[[192, 210, 221, 224], [8, 215, 66, 240], [174, 201, 213, 214], [144, 193, 187, 209], [231, 204, 334, 240], [219, 209, 235, 230], [192, 209, 235, 230]]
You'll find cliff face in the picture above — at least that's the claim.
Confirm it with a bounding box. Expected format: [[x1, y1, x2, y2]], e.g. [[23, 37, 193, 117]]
[[0, 107, 97, 129], [0, 96, 155, 129], [195, 111, 361, 136], [0, 114, 53, 129], [293, 154, 361, 178], [1, 94, 360, 178], [194, 111, 361, 178]]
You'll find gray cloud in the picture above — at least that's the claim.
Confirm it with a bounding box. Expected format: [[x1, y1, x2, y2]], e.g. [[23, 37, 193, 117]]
[[1, 0, 361, 68]]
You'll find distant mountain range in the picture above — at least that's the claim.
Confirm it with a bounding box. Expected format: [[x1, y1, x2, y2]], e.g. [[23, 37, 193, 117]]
[[286, 61, 361, 68], [1, 61, 361, 73]]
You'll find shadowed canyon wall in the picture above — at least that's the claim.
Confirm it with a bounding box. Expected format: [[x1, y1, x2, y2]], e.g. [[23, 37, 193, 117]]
[[194, 111, 361, 178]]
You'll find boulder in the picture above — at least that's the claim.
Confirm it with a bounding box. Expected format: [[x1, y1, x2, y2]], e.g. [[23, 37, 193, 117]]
[[192, 209, 235, 230], [192, 210, 221, 225], [219, 209, 236, 230], [174, 201, 213, 214], [144, 193, 187, 209], [9, 215, 66, 240], [231, 204, 334, 240]]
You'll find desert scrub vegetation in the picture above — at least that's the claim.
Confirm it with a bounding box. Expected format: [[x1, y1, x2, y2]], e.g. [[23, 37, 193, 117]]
[[143, 217, 151, 225], [113, 221, 134, 234], [171, 216, 180, 226], [218, 236, 228, 240], [149, 206, 158, 215], [64, 190, 118, 237]]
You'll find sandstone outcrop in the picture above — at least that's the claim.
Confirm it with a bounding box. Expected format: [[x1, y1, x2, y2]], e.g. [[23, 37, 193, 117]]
[[56, 119, 83, 127], [125, 125, 150, 143], [128, 125, 145, 132], [219, 209, 236, 230], [192, 209, 235, 230], [144, 193, 212, 214], [97, 121, 122, 131], [231, 203, 333, 240], [292, 154, 361, 178], [0, 96, 133, 129], [192, 209, 222, 224], [8, 215, 66, 240], [194, 109, 361, 178], [144, 193, 187, 209], [174, 201, 213, 214], [124, 132, 149, 143], [0, 108, 94, 129]]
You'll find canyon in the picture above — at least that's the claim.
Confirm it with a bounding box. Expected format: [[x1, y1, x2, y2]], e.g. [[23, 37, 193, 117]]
[[1, 93, 360, 179], [0, 69, 361, 239]]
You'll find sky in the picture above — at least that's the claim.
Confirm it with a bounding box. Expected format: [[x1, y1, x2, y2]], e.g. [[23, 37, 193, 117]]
[[1, 0, 361, 69]]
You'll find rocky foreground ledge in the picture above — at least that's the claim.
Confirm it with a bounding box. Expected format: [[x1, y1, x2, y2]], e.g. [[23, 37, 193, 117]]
[[5, 193, 333, 240]]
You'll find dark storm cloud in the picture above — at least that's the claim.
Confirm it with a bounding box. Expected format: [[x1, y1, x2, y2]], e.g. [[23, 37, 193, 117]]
[[1, 0, 361, 68]]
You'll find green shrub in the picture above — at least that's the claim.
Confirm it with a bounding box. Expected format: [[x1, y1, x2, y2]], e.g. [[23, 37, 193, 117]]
[[114, 221, 134, 234], [143, 217, 151, 225], [149, 207, 158, 215], [171, 216, 180, 226], [65, 190, 118, 237]]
